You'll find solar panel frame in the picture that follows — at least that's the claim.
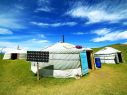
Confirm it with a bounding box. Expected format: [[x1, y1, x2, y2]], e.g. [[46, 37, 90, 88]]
[[27, 51, 49, 62]]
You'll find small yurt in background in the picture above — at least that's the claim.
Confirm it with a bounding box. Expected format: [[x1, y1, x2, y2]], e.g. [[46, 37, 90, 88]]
[[3, 47, 27, 60], [94, 47, 123, 64], [31, 42, 95, 78]]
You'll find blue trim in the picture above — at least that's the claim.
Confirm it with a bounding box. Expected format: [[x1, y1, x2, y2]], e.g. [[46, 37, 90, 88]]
[[80, 51, 88, 75]]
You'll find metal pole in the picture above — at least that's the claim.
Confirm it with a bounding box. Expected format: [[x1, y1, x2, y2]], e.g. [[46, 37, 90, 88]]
[[37, 61, 40, 80]]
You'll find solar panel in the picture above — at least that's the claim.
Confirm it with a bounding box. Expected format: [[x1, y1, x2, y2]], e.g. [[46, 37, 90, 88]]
[[27, 51, 49, 62]]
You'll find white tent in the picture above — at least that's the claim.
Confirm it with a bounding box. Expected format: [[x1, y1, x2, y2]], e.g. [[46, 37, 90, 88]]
[[31, 42, 95, 78], [94, 47, 123, 64], [3, 48, 27, 60]]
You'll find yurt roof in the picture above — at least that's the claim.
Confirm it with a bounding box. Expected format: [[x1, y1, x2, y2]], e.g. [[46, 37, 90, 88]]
[[3, 48, 26, 53], [95, 47, 121, 54], [42, 42, 92, 53]]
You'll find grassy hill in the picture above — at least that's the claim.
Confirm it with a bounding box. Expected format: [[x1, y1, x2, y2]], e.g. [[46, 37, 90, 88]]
[[0, 54, 4, 60], [93, 44, 127, 63]]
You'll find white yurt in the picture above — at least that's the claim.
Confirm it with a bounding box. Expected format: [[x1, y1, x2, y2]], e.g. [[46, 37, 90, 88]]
[[3, 47, 27, 60], [94, 47, 123, 64], [30, 42, 95, 78]]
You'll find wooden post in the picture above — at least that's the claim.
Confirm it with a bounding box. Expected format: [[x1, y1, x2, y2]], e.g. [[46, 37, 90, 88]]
[[91, 52, 95, 70], [121, 53, 124, 63], [37, 62, 40, 80]]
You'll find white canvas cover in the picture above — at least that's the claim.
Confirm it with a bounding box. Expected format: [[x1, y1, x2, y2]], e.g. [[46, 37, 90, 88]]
[[31, 63, 82, 78], [3, 48, 27, 59], [95, 47, 121, 54], [94, 47, 121, 64], [42, 42, 92, 53], [31, 42, 91, 78]]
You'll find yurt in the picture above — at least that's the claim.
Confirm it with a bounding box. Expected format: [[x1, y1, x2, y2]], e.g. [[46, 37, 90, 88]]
[[3, 47, 27, 60], [94, 47, 123, 64], [30, 42, 95, 78]]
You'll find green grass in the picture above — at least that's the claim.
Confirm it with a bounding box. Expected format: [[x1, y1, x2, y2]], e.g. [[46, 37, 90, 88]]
[[0, 44, 127, 95], [0, 60, 127, 95]]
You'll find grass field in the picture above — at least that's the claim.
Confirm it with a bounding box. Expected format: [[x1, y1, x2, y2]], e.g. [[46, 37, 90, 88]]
[[0, 44, 127, 95], [0, 60, 127, 95]]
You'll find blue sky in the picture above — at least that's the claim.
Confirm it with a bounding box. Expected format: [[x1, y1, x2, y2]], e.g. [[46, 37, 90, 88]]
[[0, 0, 127, 50]]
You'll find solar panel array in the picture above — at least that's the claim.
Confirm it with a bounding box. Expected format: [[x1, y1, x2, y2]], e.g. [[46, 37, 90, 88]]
[[27, 51, 49, 62]]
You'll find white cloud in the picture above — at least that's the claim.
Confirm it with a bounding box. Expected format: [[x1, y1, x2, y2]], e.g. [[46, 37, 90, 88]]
[[0, 28, 13, 35], [30, 39, 49, 43], [123, 22, 127, 25], [35, 0, 52, 12], [0, 33, 46, 40], [0, 17, 25, 29], [0, 4, 26, 29], [0, 39, 51, 50], [31, 21, 77, 27], [72, 32, 86, 35], [37, 34, 46, 38], [66, 2, 127, 24], [92, 29, 127, 42], [14, 4, 24, 10], [93, 28, 110, 36], [37, 0, 50, 6], [123, 42, 127, 44], [0, 33, 49, 50], [35, 7, 51, 12]]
